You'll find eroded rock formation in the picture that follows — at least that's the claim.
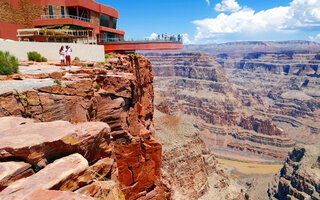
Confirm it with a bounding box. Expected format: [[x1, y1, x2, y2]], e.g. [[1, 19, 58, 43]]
[[0, 55, 165, 199], [154, 109, 245, 200], [145, 52, 294, 162], [215, 51, 320, 145], [268, 144, 320, 200]]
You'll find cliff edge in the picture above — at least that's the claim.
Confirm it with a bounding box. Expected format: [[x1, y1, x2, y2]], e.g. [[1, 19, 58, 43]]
[[0, 55, 166, 199]]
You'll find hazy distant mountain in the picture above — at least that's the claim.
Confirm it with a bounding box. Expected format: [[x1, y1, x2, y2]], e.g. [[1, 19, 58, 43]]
[[183, 40, 320, 55]]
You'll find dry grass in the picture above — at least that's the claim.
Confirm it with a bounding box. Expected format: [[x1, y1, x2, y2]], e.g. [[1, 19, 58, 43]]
[[217, 158, 283, 175]]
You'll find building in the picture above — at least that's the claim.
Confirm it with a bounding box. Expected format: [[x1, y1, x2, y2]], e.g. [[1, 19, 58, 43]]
[[0, 0, 182, 53]]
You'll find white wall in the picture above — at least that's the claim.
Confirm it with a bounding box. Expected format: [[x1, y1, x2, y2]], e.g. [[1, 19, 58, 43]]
[[0, 40, 105, 62]]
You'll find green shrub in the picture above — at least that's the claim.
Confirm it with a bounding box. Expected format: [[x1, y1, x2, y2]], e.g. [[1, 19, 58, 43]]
[[82, 63, 88, 67], [95, 84, 101, 90], [41, 57, 47, 62], [27, 51, 47, 62], [74, 57, 80, 61], [105, 53, 115, 59], [0, 51, 19, 75], [54, 78, 61, 85]]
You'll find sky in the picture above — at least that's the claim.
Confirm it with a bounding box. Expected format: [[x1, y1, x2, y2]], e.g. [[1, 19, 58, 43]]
[[97, 0, 320, 44]]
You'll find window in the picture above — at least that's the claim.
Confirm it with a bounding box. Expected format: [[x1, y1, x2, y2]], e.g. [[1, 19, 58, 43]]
[[100, 32, 115, 42], [48, 5, 53, 18], [61, 6, 65, 18], [112, 18, 117, 29], [99, 14, 109, 28]]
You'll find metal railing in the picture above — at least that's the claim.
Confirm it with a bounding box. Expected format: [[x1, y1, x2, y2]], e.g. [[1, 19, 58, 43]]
[[17, 28, 98, 44], [101, 37, 183, 43], [40, 15, 93, 23]]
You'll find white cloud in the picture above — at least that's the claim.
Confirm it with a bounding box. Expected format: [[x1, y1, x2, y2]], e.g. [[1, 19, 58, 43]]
[[309, 34, 320, 41], [148, 33, 158, 40], [181, 33, 193, 44], [215, 0, 241, 13], [193, 0, 320, 42], [205, 0, 210, 6]]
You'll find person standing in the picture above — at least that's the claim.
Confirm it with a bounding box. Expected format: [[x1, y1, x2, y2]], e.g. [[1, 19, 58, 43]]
[[65, 45, 72, 67], [59, 46, 65, 67]]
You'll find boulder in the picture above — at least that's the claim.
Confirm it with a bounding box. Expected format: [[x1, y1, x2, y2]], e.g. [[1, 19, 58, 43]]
[[75, 180, 125, 200], [0, 153, 88, 199], [0, 117, 111, 167], [58, 158, 115, 191], [22, 189, 92, 200], [0, 161, 34, 191]]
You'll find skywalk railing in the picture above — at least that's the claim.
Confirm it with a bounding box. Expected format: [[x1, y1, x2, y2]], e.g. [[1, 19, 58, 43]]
[[40, 15, 93, 23], [101, 37, 183, 43]]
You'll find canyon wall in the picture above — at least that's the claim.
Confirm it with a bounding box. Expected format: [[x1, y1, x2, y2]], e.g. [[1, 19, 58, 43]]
[[145, 52, 294, 162], [0, 55, 166, 199], [268, 144, 320, 200], [214, 51, 320, 146], [154, 108, 245, 200]]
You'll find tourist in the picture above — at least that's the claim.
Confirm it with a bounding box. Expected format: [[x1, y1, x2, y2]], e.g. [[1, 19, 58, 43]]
[[65, 45, 72, 67], [59, 46, 65, 67]]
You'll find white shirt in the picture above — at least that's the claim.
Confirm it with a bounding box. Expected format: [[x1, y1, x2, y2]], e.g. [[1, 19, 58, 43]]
[[66, 48, 71, 56], [60, 50, 65, 60]]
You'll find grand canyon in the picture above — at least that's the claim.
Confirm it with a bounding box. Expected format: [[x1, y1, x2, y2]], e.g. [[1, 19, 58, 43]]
[[0, 41, 319, 200], [143, 40, 320, 199]]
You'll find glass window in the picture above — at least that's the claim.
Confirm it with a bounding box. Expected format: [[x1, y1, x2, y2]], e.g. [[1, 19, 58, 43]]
[[112, 18, 117, 29], [61, 6, 65, 18], [99, 14, 110, 28], [48, 5, 53, 18], [100, 32, 116, 42]]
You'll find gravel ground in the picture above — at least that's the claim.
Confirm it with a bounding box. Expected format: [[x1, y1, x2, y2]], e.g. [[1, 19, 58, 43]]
[[0, 79, 55, 94]]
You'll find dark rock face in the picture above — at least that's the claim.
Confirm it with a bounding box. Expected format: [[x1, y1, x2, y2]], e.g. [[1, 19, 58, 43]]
[[268, 144, 320, 200], [145, 52, 294, 162]]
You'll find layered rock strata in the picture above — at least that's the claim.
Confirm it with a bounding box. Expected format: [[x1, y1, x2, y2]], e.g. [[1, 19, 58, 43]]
[[0, 55, 164, 199], [268, 144, 320, 200], [145, 52, 294, 161], [154, 109, 245, 200], [216, 51, 320, 145]]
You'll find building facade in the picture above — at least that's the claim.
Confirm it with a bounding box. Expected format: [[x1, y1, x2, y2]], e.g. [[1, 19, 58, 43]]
[[0, 0, 125, 43], [0, 0, 183, 52]]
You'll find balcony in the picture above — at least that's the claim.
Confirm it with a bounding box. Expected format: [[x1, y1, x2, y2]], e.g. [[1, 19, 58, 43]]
[[33, 15, 99, 31], [40, 15, 93, 23]]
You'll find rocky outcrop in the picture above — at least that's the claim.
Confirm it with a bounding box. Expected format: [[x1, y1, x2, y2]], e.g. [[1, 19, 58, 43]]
[[0, 118, 111, 167], [268, 144, 320, 200], [0, 161, 34, 191], [0, 153, 89, 199], [154, 109, 245, 200], [0, 55, 164, 199], [239, 116, 283, 136], [146, 52, 294, 161]]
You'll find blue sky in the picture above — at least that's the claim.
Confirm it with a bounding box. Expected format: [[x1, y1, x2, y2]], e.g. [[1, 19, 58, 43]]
[[97, 0, 320, 44]]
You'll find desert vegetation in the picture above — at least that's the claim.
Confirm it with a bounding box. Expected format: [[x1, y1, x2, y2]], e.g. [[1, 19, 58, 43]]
[[0, 51, 19, 75]]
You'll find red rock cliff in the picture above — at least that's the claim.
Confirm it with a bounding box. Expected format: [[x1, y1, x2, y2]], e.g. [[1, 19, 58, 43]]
[[0, 55, 165, 199]]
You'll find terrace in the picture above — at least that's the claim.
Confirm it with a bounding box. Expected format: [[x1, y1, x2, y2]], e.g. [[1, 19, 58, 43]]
[[40, 15, 93, 23]]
